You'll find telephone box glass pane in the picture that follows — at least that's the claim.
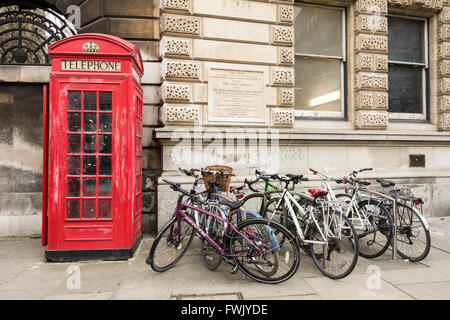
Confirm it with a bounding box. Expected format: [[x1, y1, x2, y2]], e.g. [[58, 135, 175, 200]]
[[99, 114, 112, 132], [99, 92, 112, 111], [82, 199, 96, 219], [83, 178, 97, 197], [99, 156, 112, 175], [67, 178, 80, 197], [83, 156, 97, 175], [83, 113, 97, 132], [68, 113, 81, 132], [84, 91, 97, 110], [67, 156, 80, 175], [99, 178, 111, 196], [67, 200, 80, 219], [68, 91, 81, 110], [98, 199, 111, 219], [99, 135, 112, 154], [67, 134, 81, 153], [83, 135, 97, 154]]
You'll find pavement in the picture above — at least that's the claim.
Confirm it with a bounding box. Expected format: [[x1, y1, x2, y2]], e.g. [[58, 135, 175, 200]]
[[1, 217, 450, 300]]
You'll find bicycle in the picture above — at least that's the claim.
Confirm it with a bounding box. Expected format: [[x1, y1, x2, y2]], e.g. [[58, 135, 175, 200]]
[[146, 178, 301, 284], [376, 179, 431, 262], [263, 172, 359, 279], [331, 169, 395, 259]]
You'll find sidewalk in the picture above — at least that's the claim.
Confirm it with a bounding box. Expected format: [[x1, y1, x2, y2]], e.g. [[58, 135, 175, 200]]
[[1, 217, 450, 300]]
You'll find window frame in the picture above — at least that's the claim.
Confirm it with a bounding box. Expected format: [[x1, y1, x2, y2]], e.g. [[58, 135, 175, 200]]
[[387, 14, 429, 122], [293, 3, 347, 120]]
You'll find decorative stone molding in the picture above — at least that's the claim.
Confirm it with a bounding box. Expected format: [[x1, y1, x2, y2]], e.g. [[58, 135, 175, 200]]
[[438, 77, 450, 94], [271, 108, 294, 127], [161, 14, 200, 35], [355, 15, 387, 34], [278, 88, 294, 106], [355, 111, 388, 129], [355, 0, 388, 14], [278, 5, 294, 24], [439, 95, 450, 112], [438, 24, 450, 41], [438, 112, 450, 130], [355, 91, 388, 110], [438, 6, 450, 23], [161, 60, 201, 81], [271, 67, 294, 86], [160, 37, 192, 58], [355, 53, 388, 71], [355, 72, 388, 91], [438, 42, 450, 58], [388, 0, 443, 10], [355, 34, 388, 52], [161, 0, 191, 12], [439, 59, 450, 76], [278, 47, 294, 65], [160, 104, 201, 124], [271, 25, 294, 45], [161, 82, 191, 102]]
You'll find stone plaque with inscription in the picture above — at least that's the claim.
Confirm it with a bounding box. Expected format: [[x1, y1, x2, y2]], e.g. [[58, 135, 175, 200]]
[[208, 68, 266, 123]]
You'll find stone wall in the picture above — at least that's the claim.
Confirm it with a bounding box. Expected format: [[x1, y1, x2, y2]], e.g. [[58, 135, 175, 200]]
[[75, 0, 162, 233], [155, 0, 450, 230]]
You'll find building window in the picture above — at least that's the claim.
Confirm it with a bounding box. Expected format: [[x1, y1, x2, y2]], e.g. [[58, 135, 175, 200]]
[[294, 4, 346, 119], [388, 16, 428, 121]]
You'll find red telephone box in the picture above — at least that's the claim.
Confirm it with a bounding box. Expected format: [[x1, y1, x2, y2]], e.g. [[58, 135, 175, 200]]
[[43, 34, 144, 262]]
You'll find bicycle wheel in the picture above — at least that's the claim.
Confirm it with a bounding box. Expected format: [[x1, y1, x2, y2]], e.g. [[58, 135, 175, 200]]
[[241, 193, 266, 216], [395, 203, 431, 262], [309, 212, 359, 279], [229, 218, 300, 284], [147, 216, 195, 272], [356, 199, 394, 259], [199, 206, 225, 271]]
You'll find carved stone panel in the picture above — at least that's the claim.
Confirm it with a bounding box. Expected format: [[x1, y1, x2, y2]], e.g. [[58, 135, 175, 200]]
[[161, 82, 191, 102], [278, 47, 294, 65], [161, 14, 200, 35], [161, 0, 191, 12], [161, 60, 201, 81], [161, 104, 201, 124], [278, 5, 294, 24], [271, 108, 294, 127], [278, 87, 294, 106], [271, 25, 294, 45], [272, 67, 294, 86], [355, 110, 388, 129], [355, 72, 388, 90], [160, 37, 192, 58], [355, 34, 388, 53]]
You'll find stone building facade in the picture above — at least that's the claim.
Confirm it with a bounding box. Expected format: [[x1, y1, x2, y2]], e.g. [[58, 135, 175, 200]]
[[0, 0, 449, 237]]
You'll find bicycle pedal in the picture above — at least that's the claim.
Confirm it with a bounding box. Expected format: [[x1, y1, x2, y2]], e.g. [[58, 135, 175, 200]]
[[230, 265, 239, 274]]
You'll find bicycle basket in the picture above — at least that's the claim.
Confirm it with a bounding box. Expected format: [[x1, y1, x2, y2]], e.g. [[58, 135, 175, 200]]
[[202, 165, 233, 192]]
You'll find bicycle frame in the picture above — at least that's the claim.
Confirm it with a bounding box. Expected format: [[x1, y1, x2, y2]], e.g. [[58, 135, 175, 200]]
[[172, 198, 263, 258], [271, 189, 327, 245]]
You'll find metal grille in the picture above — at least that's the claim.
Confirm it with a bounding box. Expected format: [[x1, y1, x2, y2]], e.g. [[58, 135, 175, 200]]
[[0, 5, 76, 65]]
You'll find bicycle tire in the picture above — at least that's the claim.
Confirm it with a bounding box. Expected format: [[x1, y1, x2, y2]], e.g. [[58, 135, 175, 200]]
[[229, 218, 300, 284], [394, 202, 431, 262], [199, 209, 223, 271], [356, 199, 394, 259], [147, 216, 195, 272], [309, 213, 359, 279]]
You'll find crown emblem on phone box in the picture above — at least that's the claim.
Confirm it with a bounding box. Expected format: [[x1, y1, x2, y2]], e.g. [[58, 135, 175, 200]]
[[82, 40, 100, 53]]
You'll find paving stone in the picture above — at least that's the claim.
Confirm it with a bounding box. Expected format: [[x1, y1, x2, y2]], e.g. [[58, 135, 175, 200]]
[[396, 281, 450, 300]]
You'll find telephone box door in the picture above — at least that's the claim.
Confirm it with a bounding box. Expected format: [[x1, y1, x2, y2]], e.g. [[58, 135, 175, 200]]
[[48, 81, 126, 250]]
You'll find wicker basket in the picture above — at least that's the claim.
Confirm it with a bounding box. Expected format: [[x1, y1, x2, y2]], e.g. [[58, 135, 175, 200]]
[[202, 165, 233, 192]]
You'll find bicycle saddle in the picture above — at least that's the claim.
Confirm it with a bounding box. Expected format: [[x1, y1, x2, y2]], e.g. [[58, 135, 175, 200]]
[[220, 200, 244, 210], [229, 184, 245, 192], [286, 174, 304, 180], [377, 179, 396, 188], [308, 189, 328, 198]]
